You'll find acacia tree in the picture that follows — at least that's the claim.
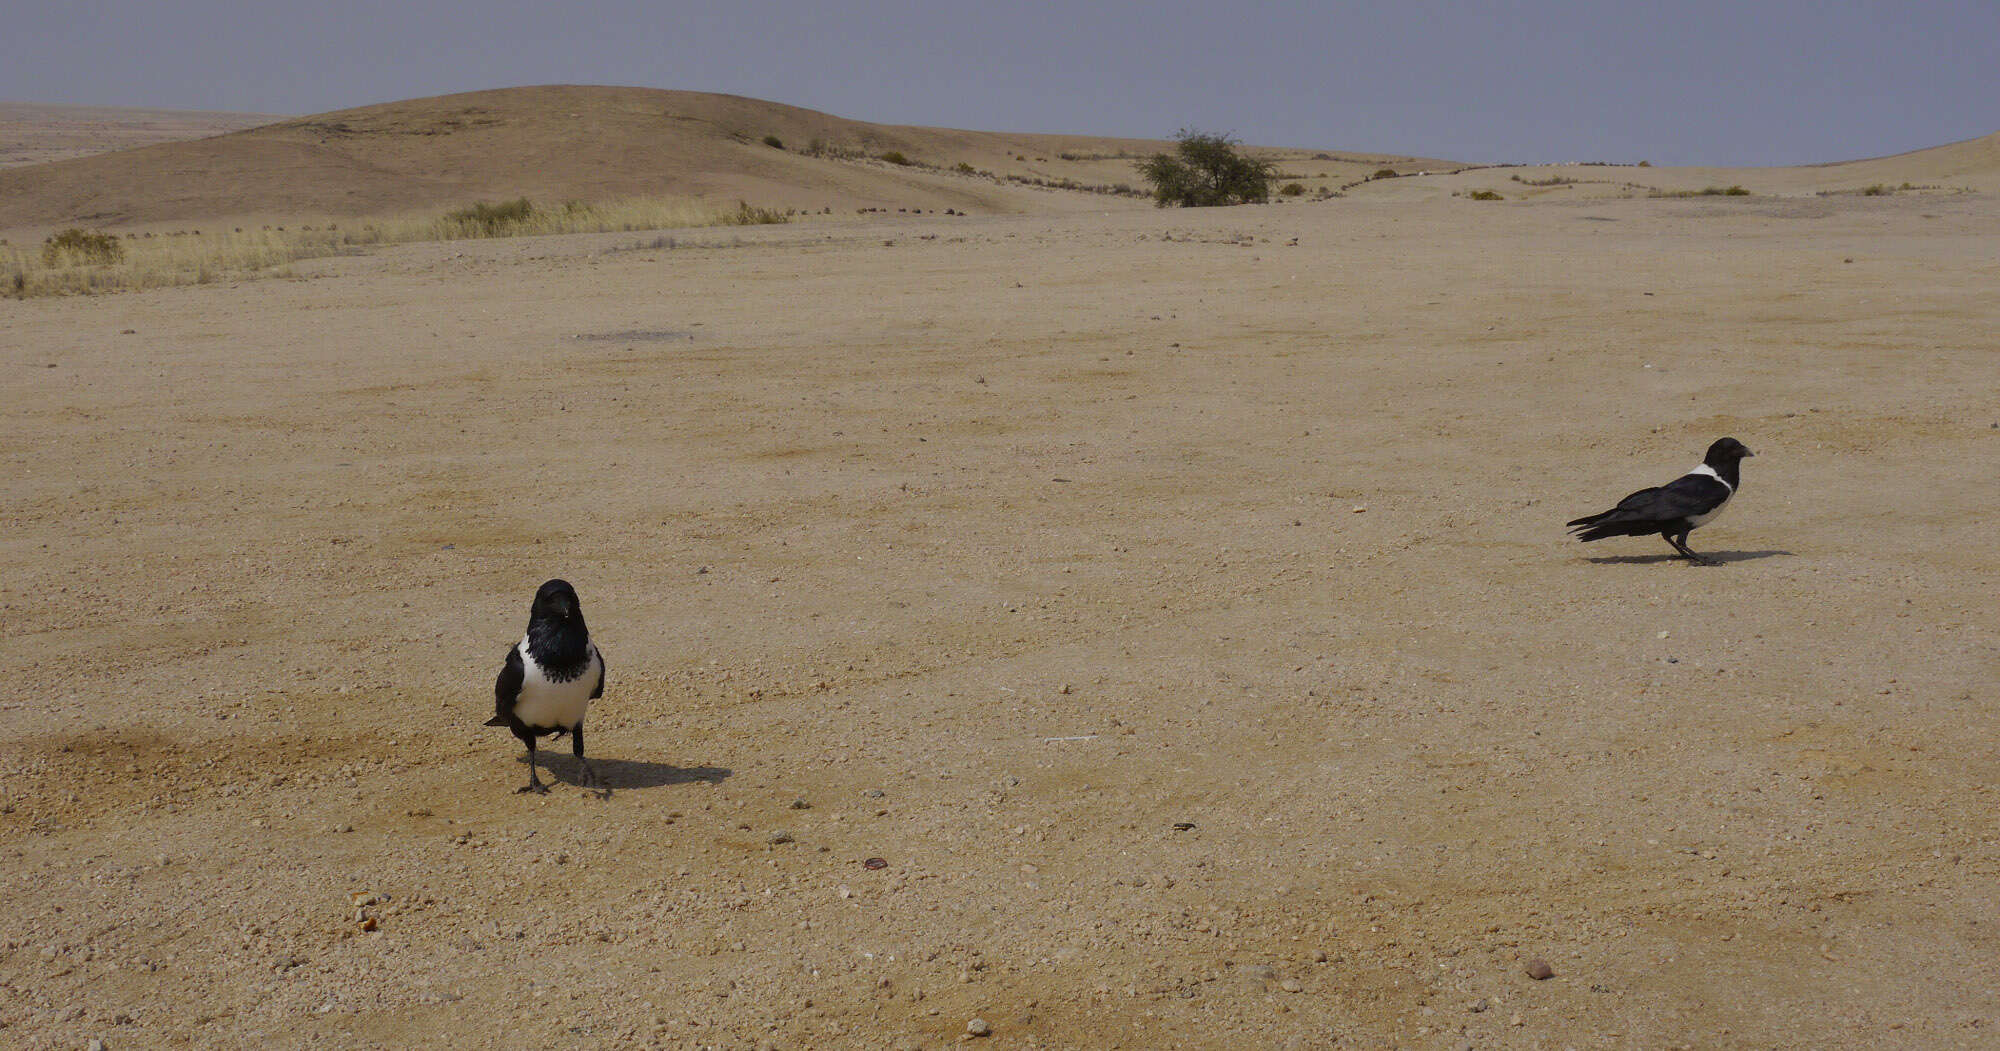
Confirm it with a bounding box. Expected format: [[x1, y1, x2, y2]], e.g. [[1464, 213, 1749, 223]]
[[1139, 130, 1276, 207]]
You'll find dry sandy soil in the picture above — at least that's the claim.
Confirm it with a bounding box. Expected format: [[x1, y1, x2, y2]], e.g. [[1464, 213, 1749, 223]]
[[0, 103, 281, 169], [3, 185, 1999, 1051]]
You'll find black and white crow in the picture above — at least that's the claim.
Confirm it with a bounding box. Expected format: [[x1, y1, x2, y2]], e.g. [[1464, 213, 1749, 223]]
[[486, 579, 607, 794], [1567, 437, 1755, 565]]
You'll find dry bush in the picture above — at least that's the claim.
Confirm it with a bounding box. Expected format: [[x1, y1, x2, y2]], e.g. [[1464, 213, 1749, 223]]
[[42, 228, 125, 267]]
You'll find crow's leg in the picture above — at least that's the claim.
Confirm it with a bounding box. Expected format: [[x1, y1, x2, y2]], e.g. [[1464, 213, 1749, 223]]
[[516, 734, 549, 794], [573, 724, 607, 798], [1663, 531, 1716, 566]]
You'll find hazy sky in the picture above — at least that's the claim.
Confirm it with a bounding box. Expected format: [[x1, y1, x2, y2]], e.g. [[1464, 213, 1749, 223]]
[[5, 1, 1995, 166]]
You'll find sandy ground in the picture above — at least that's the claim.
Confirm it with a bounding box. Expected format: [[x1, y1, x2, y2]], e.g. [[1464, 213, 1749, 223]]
[[0, 103, 280, 169], [3, 191, 1998, 1050]]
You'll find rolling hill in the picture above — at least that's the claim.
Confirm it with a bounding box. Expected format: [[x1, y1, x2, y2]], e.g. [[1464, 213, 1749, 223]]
[[0, 85, 1450, 232]]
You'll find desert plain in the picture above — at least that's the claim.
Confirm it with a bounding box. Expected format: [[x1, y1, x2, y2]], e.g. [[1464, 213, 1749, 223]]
[[3, 100, 2000, 1051]]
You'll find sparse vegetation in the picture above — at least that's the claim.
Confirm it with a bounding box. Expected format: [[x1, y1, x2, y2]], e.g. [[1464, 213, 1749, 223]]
[[2, 194, 793, 298], [879, 151, 912, 166], [1650, 185, 1751, 198], [955, 162, 977, 174], [1140, 130, 1276, 208], [1510, 174, 1577, 187], [438, 197, 537, 236], [42, 229, 125, 267], [1467, 189, 1504, 201], [762, 135, 785, 150], [1279, 182, 1306, 197], [1372, 169, 1400, 180]]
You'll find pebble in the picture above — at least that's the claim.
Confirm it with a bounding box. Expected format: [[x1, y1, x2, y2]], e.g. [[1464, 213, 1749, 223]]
[[966, 1017, 992, 1037], [1525, 958, 1555, 980], [863, 788, 886, 798], [88, 1041, 106, 1051], [790, 798, 811, 810], [1237, 964, 1277, 982], [1280, 979, 1303, 993], [768, 831, 794, 845]]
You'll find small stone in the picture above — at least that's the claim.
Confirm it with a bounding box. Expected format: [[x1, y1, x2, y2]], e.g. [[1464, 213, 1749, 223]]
[[1237, 964, 1277, 982], [88, 1040, 107, 1051], [1311, 949, 1328, 963], [1280, 979, 1303, 993], [966, 1018, 992, 1037], [863, 788, 885, 798], [1525, 958, 1555, 980], [333, 824, 353, 834], [790, 798, 811, 810], [768, 831, 794, 845]]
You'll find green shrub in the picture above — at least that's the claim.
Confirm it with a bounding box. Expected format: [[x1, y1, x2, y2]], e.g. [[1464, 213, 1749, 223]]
[[879, 150, 912, 166], [762, 135, 785, 150], [1467, 189, 1504, 201], [1140, 129, 1276, 208], [42, 228, 125, 267], [1279, 182, 1306, 197], [1372, 168, 1400, 180], [955, 162, 977, 174]]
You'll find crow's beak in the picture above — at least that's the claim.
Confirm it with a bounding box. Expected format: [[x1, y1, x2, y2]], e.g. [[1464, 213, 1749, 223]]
[[1743, 448, 1755, 457]]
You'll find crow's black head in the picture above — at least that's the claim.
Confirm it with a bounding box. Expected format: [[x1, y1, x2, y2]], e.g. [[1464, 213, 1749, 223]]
[[530, 578, 583, 624], [1704, 437, 1754, 465]]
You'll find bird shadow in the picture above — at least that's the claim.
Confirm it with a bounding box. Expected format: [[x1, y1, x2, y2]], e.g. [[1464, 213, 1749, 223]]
[[524, 754, 731, 792], [1584, 549, 1793, 566]]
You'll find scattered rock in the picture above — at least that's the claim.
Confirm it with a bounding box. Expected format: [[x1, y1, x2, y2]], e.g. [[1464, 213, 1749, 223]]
[[966, 1017, 992, 1037], [1280, 978, 1303, 993], [1525, 958, 1555, 980], [768, 831, 794, 845], [1237, 964, 1277, 982], [863, 857, 888, 870], [863, 788, 886, 799], [790, 798, 811, 810]]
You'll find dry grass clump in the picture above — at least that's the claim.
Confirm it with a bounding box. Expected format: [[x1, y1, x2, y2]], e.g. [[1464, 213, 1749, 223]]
[[42, 228, 125, 267], [3, 195, 792, 298], [1650, 185, 1751, 198]]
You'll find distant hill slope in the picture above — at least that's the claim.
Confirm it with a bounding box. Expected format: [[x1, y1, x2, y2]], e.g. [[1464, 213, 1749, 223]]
[[0, 102, 284, 169], [0, 85, 1452, 231]]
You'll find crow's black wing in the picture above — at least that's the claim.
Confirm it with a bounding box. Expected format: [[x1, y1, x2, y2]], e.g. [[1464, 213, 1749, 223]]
[[488, 646, 524, 726], [590, 645, 606, 700], [1609, 474, 1729, 521]]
